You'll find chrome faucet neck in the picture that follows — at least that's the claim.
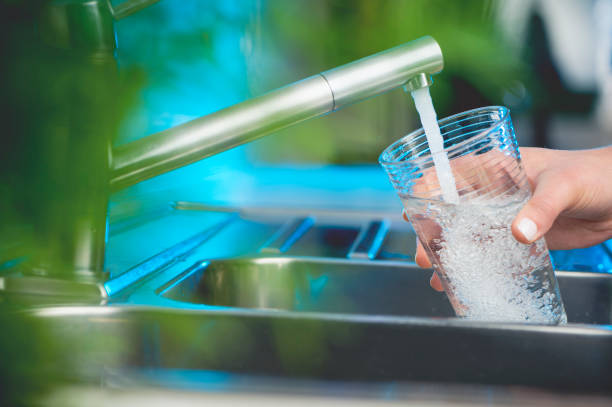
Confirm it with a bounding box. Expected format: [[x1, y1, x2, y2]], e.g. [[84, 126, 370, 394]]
[[111, 36, 444, 190]]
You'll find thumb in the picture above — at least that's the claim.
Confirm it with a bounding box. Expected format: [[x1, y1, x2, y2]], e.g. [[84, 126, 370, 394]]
[[512, 172, 575, 244]]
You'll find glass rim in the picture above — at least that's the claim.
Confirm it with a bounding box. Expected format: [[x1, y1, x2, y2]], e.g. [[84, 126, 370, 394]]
[[378, 105, 510, 167]]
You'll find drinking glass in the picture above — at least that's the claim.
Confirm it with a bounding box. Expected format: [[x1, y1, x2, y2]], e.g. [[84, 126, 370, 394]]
[[379, 106, 567, 324]]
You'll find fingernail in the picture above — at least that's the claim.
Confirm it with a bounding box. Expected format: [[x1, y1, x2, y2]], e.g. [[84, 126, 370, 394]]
[[517, 217, 538, 242]]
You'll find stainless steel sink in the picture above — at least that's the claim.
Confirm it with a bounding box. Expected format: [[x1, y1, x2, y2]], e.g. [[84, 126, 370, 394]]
[[25, 283, 612, 396], [4, 259, 612, 397], [159, 257, 454, 317], [4, 206, 612, 398], [102, 256, 608, 395]]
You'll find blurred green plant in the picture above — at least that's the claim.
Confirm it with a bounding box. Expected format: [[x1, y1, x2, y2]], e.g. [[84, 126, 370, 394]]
[[0, 1, 141, 403], [0, 1, 142, 276]]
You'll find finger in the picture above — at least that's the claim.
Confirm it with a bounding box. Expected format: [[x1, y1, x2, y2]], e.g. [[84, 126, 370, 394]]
[[519, 147, 552, 187], [404, 211, 432, 267], [415, 239, 432, 268], [415, 240, 443, 291], [512, 170, 577, 244], [430, 272, 444, 292]]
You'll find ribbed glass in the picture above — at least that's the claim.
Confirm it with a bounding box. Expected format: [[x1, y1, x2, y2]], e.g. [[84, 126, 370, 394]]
[[379, 106, 566, 324]]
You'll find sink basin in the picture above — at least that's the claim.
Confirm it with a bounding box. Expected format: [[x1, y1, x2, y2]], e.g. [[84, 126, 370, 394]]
[[2, 195, 611, 405], [6, 201, 612, 397], [3, 256, 610, 397], [160, 257, 454, 317], [159, 257, 612, 324], [122, 256, 611, 394]]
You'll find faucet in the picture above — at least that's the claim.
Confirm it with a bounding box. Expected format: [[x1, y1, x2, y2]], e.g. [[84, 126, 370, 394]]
[[110, 38, 443, 189], [26, 0, 443, 290]]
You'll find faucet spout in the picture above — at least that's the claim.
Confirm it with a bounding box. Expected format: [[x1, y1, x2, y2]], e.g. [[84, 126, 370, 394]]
[[110, 36, 443, 190]]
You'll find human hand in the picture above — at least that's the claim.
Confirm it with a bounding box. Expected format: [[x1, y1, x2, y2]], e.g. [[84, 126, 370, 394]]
[[408, 146, 612, 292], [404, 211, 444, 291]]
